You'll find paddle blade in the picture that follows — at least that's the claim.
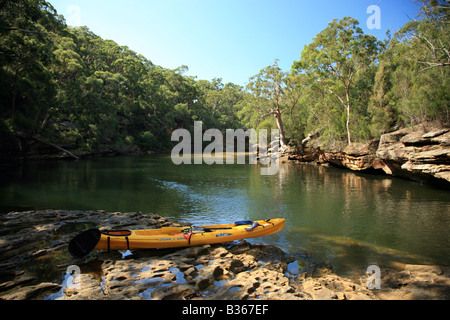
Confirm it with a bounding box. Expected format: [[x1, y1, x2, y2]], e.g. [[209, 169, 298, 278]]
[[68, 229, 101, 259]]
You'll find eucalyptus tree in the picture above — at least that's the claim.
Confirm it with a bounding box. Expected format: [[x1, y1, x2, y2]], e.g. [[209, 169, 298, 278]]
[[0, 0, 63, 134], [398, 0, 449, 71], [367, 0, 449, 128], [240, 60, 288, 147], [385, 0, 449, 125], [292, 17, 382, 145]]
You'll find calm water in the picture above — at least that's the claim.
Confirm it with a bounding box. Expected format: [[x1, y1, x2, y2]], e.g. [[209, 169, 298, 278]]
[[1, 154, 449, 276]]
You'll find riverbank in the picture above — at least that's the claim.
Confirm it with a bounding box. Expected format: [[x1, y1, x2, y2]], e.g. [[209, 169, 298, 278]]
[[0, 210, 448, 300], [284, 123, 450, 189], [4, 123, 449, 191], [0, 134, 146, 161]]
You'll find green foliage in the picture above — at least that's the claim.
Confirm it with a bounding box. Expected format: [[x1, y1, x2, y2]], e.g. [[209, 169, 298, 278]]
[[292, 17, 383, 145], [257, 119, 274, 131], [0, 0, 245, 154], [383, 0, 450, 126], [287, 5, 448, 149], [238, 60, 291, 146], [137, 131, 156, 151], [1, 0, 448, 157]]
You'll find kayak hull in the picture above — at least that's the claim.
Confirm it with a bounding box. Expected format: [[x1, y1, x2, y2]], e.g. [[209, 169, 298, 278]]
[[94, 218, 285, 251]]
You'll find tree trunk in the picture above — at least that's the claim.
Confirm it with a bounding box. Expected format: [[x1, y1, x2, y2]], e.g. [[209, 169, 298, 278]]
[[274, 112, 287, 147], [32, 135, 80, 160], [345, 87, 352, 145], [327, 86, 352, 145], [274, 86, 287, 147], [10, 70, 18, 121], [346, 104, 351, 145]]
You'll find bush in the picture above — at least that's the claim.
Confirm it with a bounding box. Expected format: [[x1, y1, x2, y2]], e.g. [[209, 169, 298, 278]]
[[137, 131, 156, 151]]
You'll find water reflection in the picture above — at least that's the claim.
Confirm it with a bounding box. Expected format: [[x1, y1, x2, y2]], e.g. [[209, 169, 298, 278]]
[[0, 155, 449, 276], [276, 164, 449, 274]]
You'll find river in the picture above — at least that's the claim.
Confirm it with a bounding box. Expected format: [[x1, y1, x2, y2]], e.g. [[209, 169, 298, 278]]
[[1, 154, 449, 276]]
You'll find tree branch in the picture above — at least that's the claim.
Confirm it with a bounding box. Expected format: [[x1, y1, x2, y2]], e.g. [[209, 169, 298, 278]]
[[418, 60, 450, 71], [327, 87, 347, 109], [261, 110, 278, 118], [413, 34, 450, 71], [417, 35, 439, 60], [32, 135, 79, 160]]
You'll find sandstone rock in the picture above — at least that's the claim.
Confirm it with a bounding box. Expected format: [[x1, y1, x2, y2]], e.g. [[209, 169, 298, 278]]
[[0, 272, 36, 293], [422, 128, 449, 139], [376, 124, 450, 187], [151, 284, 196, 300], [0, 282, 61, 300], [375, 264, 450, 300], [322, 140, 380, 172], [290, 122, 450, 188], [1, 210, 449, 301], [301, 280, 339, 300], [293, 123, 450, 187], [208, 266, 303, 300]]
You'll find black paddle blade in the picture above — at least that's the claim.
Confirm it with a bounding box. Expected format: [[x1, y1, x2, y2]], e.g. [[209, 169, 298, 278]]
[[68, 229, 101, 259]]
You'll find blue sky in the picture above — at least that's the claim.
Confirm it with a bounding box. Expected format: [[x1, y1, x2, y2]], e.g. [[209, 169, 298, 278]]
[[48, 0, 421, 86]]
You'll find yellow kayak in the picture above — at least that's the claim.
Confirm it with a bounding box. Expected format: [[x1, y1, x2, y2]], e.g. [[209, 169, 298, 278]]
[[69, 219, 285, 258]]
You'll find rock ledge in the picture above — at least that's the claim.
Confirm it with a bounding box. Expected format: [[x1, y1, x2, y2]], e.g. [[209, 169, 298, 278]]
[[289, 123, 450, 188], [0, 210, 449, 300]]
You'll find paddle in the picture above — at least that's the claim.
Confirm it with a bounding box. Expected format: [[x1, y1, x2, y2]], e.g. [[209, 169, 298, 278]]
[[68, 229, 101, 259]]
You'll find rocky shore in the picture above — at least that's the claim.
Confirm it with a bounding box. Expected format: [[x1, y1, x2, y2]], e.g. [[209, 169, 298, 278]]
[[5, 123, 449, 190], [0, 210, 449, 300], [285, 123, 450, 189]]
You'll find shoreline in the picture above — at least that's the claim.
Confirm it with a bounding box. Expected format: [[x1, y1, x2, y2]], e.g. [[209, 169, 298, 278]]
[[0, 210, 449, 300], [2, 123, 449, 190], [283, 123, 450, 190]]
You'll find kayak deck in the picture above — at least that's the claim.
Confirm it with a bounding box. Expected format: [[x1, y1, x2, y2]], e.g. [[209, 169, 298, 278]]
[[95, 218, 285, 251]]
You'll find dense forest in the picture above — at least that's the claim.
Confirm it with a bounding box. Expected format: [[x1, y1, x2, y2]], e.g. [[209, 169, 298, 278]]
[[0, 0, 448, 158]]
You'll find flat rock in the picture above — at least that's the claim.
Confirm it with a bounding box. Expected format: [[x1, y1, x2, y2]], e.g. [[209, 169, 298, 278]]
[[1, 210, 449, 300], [375, 124, 450, 187], [0, 282, 61, 300], [422, 129, 449, 139]]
